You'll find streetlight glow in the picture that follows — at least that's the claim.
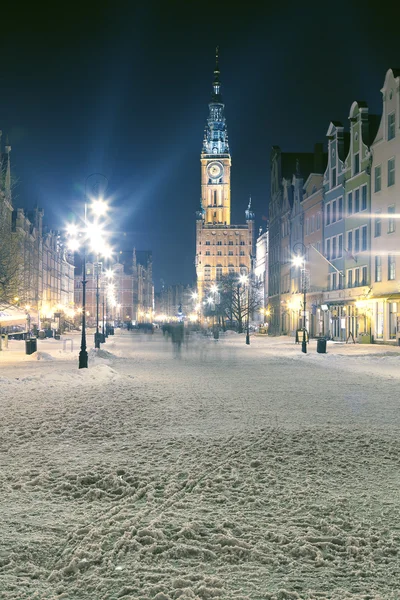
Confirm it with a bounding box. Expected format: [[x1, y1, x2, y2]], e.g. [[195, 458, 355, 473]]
[[90, 198, 108, 216], [292, 255, 304, 267]]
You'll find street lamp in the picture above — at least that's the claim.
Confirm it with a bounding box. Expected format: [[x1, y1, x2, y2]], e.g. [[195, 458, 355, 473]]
[[25, 304, 31, 338], [293, 242, 308, 354], [239, 274, 250, 345], [66, 174, 109, 368]]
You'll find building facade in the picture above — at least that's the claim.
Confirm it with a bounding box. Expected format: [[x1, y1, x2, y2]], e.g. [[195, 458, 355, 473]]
[[370, 68, 400, 343], [74, 250, 154, 327], [254, 227, 269, 322], [195, 52, 254, 304], [268, 145, 325, 335]]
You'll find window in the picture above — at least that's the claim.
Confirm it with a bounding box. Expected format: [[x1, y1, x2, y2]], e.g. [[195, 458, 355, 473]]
[[204, 267, 211, 280], [347, 230, 353, 253], [228, 250, 233, 256], [361, 185, 367, 211], [347, 269, 353, 288], [216, 267, 223, 280], [316, 212, 321, 230], [326, 238, 331, 260], [205, 240, 210, 245], [338, 234, 343, 258], [311, 215, 315, 233], [374, 165, 382, 192], [375, 256, 382, 282], [354, 268, 360, 286], [217, 240, 222, 245], [362, 266, 367, 286], [355, 188, 360, 213], [347, 192, 353, 215], [338, 197, 343, 220], [332, 237, 337, 260], [240, 250, 245, 256], [326, 204, 331, 225], [228, 240, 233, 245], [388, 112, 395, 141], [389, 302, 397, 339], [361, 225, 367, 251], [305, 218, 309, 235], [388, 205, 395, 233], [332, 200, 337, 223], [355, 229, 360, 253], [217, 250, 222, 256], [354, 152, 360, 175], [331, 273, 337, 290], [375, 211, 381, 237], [240, 241, 245, 245], [388, 158, 395, 186], [332, 167, 337, 188], [388, 255, 396, 280], [213, 191, 217, 205], [205, 251, 210, 256]]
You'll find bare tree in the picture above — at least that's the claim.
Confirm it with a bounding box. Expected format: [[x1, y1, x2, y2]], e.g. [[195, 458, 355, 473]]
[[216, 273, 262, 333]]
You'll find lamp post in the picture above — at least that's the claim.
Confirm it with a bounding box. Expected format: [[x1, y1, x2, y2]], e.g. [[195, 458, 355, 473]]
[[239, 274, 250, 345], [293, 242, 308, 354], [66, 174, 110, 368], [25, 304, 31, 338]]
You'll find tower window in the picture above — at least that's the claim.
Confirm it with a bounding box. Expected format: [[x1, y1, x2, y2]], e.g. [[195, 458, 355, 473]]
[[213, 191, 217, 205], [213, 212, 217, 218]]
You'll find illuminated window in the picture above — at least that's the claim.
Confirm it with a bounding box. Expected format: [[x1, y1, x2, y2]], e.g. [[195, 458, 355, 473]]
[[388, 255, 396, 280], [388, 205, 395, 233], [375, 256, 381, 282], [374, 212, 381, 237]]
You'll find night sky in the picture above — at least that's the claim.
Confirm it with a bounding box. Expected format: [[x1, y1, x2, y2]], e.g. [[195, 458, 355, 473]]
[[1, 1, 400, 289]]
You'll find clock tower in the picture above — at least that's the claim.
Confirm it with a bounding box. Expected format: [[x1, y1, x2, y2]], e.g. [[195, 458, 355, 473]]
[[200, 48, 231, 226], [195, 49, 255, 303]]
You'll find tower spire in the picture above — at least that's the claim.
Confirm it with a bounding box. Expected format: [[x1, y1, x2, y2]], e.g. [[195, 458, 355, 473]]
[[212, 46, 221, 101], [202, 48, 229, 156]]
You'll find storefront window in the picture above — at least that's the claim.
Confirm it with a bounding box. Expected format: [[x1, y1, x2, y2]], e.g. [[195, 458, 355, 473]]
[[376, 302, 384, 339], [389, 302, 397, 340]]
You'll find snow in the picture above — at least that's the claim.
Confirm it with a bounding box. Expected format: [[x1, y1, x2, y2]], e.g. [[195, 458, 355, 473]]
[[1, 332, 400, 599]]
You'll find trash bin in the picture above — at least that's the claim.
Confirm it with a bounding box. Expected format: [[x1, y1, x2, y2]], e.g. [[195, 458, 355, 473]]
[[25, 339, 37, 355], [317, 337, 327, 354]]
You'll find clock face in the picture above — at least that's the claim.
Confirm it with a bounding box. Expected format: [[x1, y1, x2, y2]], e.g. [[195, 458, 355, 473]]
[[207, 162, 223, 179]]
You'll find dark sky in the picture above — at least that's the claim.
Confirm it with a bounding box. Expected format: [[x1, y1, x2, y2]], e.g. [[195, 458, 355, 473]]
[[1, 0, 400, 290]]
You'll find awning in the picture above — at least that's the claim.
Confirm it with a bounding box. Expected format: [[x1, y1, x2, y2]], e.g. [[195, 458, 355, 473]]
[[0, 307, 27, 326]]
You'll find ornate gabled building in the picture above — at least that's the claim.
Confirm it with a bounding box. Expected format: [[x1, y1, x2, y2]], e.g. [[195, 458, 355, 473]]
[[195, 50, 255, 302], [268, 145, 325, 335]]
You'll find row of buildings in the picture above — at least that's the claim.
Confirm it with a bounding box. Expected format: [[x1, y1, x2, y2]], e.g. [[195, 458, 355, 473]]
[[0, 135, 154, 334], [267, 68, 400, 344], [73, 250, 154, 328], [0, 138, 75, 332]]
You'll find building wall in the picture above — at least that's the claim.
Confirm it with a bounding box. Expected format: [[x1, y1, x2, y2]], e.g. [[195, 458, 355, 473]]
[[254, 229, 268, 321], [370, 68, 400, 343]]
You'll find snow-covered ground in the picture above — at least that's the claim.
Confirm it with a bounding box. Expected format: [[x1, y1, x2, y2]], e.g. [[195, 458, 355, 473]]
[[1, 332, 400, 599]]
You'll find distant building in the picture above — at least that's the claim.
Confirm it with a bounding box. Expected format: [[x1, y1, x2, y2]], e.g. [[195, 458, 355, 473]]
[[155, 283, 193, 319], [74, 249, 154, 327]]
